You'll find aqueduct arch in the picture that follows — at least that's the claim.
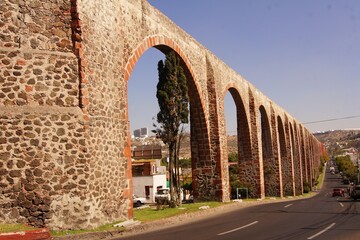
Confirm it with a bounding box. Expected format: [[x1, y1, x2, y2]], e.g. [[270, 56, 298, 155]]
[[124, 39, 228, 202], [259, 105, 276, 197], [0, 0, 324, 229]]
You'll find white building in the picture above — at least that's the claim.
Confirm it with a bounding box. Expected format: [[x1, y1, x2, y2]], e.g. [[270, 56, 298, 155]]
[[132, 159, 167, 202]]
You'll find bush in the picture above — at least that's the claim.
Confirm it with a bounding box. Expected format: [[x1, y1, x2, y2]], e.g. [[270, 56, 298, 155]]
[[303, 181, 310, 193]]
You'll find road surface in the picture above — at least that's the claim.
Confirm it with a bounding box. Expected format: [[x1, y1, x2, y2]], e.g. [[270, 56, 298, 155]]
[[117, 164, 360, 240]]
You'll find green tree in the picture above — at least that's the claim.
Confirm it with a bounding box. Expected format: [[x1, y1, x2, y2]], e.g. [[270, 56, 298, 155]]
[[335, 155, 359, 183], [153, 51, 189, 207]]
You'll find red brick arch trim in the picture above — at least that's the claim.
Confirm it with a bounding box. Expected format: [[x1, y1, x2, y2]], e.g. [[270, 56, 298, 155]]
[[124, 35, 209, 135], [124, 35, 194, 83], [221, 83, 251, 123], [222, 83, 243, 100]]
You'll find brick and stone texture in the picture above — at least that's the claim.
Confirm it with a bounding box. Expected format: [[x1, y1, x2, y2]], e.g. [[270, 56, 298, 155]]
[[1, 0, 324, 229]]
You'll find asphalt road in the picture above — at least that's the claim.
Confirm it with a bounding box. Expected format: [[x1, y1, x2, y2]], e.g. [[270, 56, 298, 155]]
[[117, 164, 360, 240]]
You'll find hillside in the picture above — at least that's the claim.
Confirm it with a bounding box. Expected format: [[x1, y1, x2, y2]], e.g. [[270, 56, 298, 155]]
[[181, 130, 360, 158], [314, 130, 360, 156], [133, 130, 360, 160], [132, 133, 240, 159]]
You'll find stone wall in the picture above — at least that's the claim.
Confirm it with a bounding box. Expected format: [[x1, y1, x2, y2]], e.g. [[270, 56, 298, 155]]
[[0, 0, 132, 230], [1, 0, 93, 229]]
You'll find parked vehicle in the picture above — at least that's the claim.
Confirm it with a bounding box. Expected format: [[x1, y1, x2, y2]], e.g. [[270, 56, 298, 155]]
[[332, 188, 345, 197], [155, 188, 185, 204], [133, 194, 147, 207], [183, 194, 194, 203], [155, 188, 170, 204], [350, 185, 360, 200], [342, 178, 350, 185]]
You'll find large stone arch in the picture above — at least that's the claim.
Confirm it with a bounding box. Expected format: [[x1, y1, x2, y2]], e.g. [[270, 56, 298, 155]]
[[124, 37, 224, 202], [292, 123, 303, 194], [288, 122, 298, 195], [308, 136, 318, 188], [312, 137, 321, 182], [299, 126, 309, 189], [306, 132, 314, 188], [277, 116, 290, 196], [248, 89, 264, 198], [224, 87, 255, 197], [197, 55, 229, 201], [285, 117, 295, 196], [224, 87, 264, 199], [270, 106, 282, 197], [259, 106, 276, 197]]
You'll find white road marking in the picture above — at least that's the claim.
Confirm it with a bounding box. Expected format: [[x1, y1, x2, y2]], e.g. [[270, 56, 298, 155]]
[[339, 202, 344, 207], [217, 221, 259, 236], [284, 204, 293, 208], [307, 223, 336, 239]]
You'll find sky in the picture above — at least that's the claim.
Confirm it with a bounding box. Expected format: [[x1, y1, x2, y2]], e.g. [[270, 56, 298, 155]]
[[128, 0, 360, 135]]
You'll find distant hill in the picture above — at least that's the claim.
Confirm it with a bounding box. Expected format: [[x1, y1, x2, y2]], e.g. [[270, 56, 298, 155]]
[[134, 130, 360, 160], [178, 134, 239, 158], [314, 130, 360, 156]]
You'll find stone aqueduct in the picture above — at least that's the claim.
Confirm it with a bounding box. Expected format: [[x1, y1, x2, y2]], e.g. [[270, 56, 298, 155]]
[[0, 0, 324, 229]]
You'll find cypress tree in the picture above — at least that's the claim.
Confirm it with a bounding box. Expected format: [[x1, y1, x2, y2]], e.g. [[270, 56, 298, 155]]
[[153, 51, 189, 207]]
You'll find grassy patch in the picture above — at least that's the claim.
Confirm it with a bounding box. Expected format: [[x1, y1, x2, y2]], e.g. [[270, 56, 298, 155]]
[[0, 224, 37, 233], [134, 202, 228, 222], [51, 202, 227, 236], [315, 164, 326, 190], [316, 172, 325, 189]]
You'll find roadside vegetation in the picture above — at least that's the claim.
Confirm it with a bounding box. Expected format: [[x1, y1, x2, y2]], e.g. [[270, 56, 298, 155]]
[[335, 155, 358, 183], [133, 201, 228, 222], [0, 223, 38, 233]]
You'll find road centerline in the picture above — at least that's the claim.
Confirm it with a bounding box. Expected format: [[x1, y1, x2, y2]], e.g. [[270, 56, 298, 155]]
[[307, 223, 336, 239], [284, 204, 293, 208], [217, 221, 259, 236]]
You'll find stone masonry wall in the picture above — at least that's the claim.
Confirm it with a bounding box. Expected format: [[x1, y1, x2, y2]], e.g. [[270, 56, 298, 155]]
[[0, 0, 92, 229], [75, 0, 133, 228]]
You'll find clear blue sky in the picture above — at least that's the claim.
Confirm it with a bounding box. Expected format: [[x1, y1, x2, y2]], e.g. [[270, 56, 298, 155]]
[[128, 0, 360, 134]]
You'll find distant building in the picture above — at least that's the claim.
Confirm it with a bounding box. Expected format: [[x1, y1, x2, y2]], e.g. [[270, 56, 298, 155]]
[[133, 129, 141, 138], [132, 145, 166, 202], [132, 145, 162, 160], [133, 127, 148, 138], [140, 127, 148, 138]]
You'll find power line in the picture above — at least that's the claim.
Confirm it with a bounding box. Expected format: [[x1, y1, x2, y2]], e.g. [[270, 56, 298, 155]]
[[226, 115, 360, 133], [303, 115, 360, 124]]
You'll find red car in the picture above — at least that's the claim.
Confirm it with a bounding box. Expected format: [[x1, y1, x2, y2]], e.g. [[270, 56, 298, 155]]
[[332, 188, 345, 197]]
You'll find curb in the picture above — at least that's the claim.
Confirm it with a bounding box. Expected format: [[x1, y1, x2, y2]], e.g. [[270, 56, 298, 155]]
[[0, 228, 51, 240]]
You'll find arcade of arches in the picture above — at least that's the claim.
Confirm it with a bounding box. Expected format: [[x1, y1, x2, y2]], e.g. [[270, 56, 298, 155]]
[[0, 0, 325, 229]]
